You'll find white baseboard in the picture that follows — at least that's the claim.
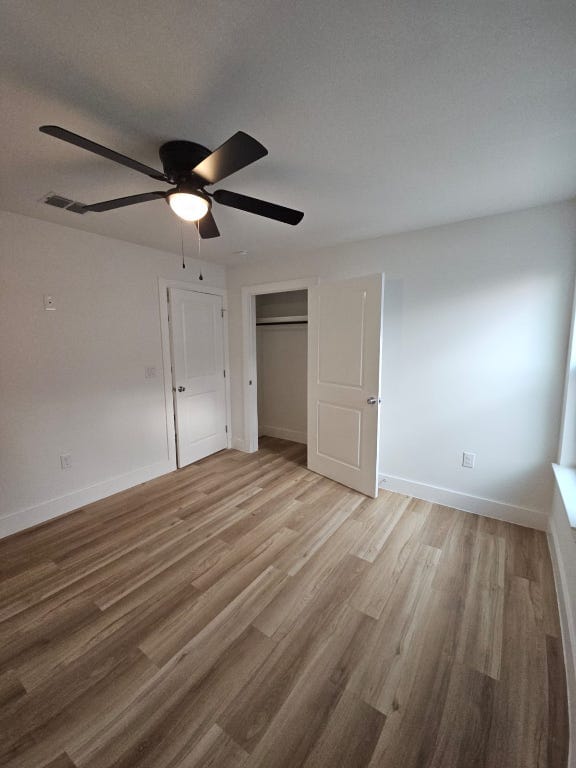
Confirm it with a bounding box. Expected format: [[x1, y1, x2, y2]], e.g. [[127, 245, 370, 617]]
[[378, 472, 547, 530], [0, 458, 176, 540], [259, 425, 307, 445]]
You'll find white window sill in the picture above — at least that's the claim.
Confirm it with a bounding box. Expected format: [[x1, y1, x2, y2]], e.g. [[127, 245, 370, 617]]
[[552, 463, 576, 540]]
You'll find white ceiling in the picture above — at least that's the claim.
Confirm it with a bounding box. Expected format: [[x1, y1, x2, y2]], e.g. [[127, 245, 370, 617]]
[[1, 0, 575, 265]]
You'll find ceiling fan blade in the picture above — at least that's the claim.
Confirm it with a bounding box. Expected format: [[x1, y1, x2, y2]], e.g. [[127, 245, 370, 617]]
[[213, 189, 304, 225], [39, 126, 168, 182], [192, 132, 268, 185], [195, 210, 220, 238], [80, 191, 167, 213]]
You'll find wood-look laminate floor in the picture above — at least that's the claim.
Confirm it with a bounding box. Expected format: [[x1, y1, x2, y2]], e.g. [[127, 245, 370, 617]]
[[0, 438, 568, 768]]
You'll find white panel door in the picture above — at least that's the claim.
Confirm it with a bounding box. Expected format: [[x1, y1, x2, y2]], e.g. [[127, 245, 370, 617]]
[[169, 288, 227, 467], [307, 274, 383, 496]]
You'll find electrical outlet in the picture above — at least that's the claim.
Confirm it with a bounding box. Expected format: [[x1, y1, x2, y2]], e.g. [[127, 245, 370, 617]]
[[462, 451, 476, 469], [144, 366, 156, 379], [44, 295, 56, 311], [60, 453, 72, 470]]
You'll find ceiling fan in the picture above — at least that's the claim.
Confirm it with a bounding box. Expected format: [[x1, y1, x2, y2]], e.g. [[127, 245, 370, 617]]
[[39, 125, 304, 238]]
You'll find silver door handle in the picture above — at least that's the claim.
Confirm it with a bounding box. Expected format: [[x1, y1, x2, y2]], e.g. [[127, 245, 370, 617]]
[[178, 386, 186, 392], [367, 396, 380, 405]]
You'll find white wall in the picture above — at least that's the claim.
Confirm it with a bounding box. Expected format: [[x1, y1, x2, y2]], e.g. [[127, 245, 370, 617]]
[[257, 325, 307, 444], [0, 210, 225, 536], [3, 201, 575, 537], [227, 201, 576, 525]]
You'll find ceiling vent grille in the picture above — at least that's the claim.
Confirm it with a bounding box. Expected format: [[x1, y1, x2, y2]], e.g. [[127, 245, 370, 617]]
[[43, 194, 86, 213], [44, 193, 74, 209]]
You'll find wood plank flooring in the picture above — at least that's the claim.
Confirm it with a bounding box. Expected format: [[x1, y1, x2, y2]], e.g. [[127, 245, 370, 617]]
[[0, 437, 568, 767]]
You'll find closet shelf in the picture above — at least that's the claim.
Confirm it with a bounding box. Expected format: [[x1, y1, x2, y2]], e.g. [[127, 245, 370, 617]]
[[256, 315, 308, 326]]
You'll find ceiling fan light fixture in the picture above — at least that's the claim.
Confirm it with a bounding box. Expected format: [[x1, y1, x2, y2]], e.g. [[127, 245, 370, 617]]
[[168, 191, 209, 222]]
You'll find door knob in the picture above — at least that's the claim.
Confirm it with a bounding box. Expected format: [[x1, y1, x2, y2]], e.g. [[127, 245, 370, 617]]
[[367, 396, 380, 405], [178, 386, 186, 392]]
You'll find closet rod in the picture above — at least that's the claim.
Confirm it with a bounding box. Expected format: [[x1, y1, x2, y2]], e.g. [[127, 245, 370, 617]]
[[256, 320, 308, 326]]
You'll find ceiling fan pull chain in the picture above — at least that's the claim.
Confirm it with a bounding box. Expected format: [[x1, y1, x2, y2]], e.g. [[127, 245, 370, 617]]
[[197, 223, 203, 281], [180, 220, 185, 269]]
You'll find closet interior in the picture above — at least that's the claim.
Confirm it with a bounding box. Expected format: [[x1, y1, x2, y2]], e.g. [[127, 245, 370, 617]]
[[256, 290, 308, 446]]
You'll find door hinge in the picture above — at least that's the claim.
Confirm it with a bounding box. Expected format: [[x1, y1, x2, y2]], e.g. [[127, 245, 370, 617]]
[[221, 308, 225, 319], [223, 369, 226, 378], [225, 425, 228, 433]]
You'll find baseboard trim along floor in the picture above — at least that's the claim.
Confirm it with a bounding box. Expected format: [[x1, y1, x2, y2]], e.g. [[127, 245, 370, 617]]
[[0, 458, 176, 540], [379, 473, 547, 531]]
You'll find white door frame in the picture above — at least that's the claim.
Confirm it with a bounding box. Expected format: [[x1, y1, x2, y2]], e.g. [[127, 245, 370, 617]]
[[158, 278, 231, 467], [241, 278, 318, 453]]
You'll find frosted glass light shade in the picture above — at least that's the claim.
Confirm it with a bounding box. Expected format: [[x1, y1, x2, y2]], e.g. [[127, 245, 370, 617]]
[[168, 192, 209, 222]]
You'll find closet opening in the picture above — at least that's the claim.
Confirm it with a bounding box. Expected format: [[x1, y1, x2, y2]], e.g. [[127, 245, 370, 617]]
[[255, 290, 308, 448]]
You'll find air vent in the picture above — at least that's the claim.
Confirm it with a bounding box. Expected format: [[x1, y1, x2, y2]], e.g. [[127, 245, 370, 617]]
[[43, 194, 87, 214], [44, 194, 74, 209]]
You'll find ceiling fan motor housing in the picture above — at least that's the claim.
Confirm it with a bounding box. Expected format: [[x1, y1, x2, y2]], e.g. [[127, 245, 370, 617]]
[[159, 140, 211, 186]]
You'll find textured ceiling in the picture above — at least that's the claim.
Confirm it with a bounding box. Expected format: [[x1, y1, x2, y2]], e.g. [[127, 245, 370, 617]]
[[1, 0, 575, 265]]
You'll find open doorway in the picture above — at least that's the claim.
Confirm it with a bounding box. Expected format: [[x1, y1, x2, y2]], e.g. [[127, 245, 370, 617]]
[[241, 274, 383, 497], [256, 290, 308, 448], [241, 279, 316, 454]]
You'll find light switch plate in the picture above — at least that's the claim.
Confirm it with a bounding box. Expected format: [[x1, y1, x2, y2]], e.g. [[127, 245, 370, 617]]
[[60, 453, 72, 470], [462, 451, 476, 469]]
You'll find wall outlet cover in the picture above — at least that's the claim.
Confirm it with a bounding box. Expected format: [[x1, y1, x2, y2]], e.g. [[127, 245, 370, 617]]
[[44, 295, 56, 311], [462, 451, 476, 469]]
